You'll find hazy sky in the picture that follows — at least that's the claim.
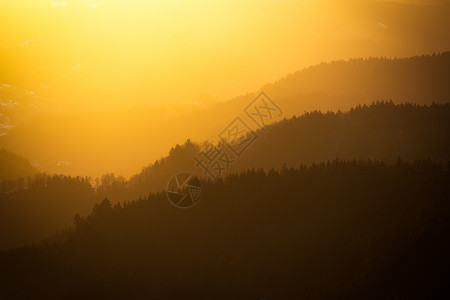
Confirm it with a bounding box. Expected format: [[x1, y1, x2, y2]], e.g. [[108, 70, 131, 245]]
[[1, 0, 449, 177], [2, 0, 448, 108]]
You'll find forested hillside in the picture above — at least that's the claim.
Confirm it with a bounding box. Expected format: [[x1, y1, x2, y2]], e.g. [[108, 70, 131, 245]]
[[1, 53, 449, 177], [1, 102, 448, 251], [0, 175, 95, 250], [262, 52, 450, 112], [1, 160, 449, 299], [2, 1, 450, 298], [130, 102, 450, 198]]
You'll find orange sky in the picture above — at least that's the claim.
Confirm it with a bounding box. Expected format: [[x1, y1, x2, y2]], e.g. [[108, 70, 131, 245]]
[[2, 0, 447, 107], [1, 0, 449, 177]]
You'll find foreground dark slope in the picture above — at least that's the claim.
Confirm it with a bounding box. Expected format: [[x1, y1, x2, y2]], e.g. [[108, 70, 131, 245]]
[[1, 160, 449, 299]]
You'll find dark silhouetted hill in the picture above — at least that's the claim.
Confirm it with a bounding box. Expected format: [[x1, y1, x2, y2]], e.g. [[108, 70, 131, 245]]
[[232, 52, 450, 114], [1, 102, 449, 251], [0, 148, 38, 181], [0, 174, 95, 251], [129, 102, 450, 199], [1, 160, 449, 299]]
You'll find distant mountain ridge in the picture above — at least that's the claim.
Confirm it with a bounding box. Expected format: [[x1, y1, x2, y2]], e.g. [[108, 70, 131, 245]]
[[1, 102, 449, 251], [125, 101, 450, 202], [1, 53, 449, 177], [0, 148, 38, 181], [225, 52, 450, 115]]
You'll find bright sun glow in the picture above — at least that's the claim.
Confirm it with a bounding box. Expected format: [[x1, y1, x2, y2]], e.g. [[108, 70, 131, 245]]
[[0, 0, 346, 108], [0, 0, 447, 177]]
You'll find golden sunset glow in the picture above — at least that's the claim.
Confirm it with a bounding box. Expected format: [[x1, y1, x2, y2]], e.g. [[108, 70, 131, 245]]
[[1, 0, 450, 296], [1, 0, 449, 177]]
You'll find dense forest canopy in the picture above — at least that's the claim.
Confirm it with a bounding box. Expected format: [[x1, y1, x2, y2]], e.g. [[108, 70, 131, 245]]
[[131, 101, 450, 197], [1, 159, 449, 299]]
